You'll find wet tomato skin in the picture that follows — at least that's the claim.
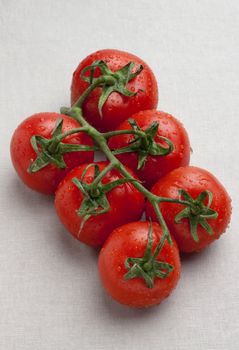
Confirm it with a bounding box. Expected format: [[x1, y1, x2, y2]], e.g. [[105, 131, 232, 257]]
[[108, 110, 190, 189], [71, 49, 158, 132], [98, 221, 181, 308], [146, 166, 232, 253], [55, 161, 145, 247], [10, 113, 94, 195]]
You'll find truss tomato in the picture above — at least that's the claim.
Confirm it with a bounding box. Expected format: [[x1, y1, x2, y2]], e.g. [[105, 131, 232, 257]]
[[71, 49, 158, 131], [98, 221, 181, 307], [10, 113, 94, 194], [55, 161, 145, 247], [146, 166, 232, 252], [108, 110, 190, 189]]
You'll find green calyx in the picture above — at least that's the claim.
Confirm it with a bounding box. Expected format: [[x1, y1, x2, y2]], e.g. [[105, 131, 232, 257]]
[[72, 163, 138, 234], [112, 119, 174, 170], [28, 118, 95, 173], [124, 222, 174, 288], [175, 189, 218, 242], [80, 60, 143, 116]]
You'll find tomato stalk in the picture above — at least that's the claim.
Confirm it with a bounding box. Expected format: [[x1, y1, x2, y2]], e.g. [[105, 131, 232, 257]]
[[90, 162, 115, 190], [28, 118, 96, 173], [124, 222, 174, 288], [57, 61, 218, 287], [71, 75, 116, 110], [62, 103, 218, 242], [102, 129, 146, 139], [71, 162, 139, 234], [46, 126, 88, 154], [63, 106, 174, 245], [108, 119, 174, 170], [35, 109, 217, 263], [58, 104, 219, 289]]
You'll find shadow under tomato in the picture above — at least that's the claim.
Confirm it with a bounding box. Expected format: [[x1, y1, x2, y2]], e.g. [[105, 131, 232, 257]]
[[97, 281, 178, 320], [54, 219, 100, 263], [8, 174, 55, 219], [180, 243, 215, 263]]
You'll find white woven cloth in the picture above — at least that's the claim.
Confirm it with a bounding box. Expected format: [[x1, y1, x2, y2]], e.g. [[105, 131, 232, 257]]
[[1, 1, 238, 349]]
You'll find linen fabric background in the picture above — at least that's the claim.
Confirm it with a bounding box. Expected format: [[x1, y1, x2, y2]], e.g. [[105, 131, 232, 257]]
[[1, 1, 238, 349]]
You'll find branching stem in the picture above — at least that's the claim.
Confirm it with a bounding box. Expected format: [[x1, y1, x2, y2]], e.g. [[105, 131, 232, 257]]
[[73, 76, 116, 109], [54, 62, 218, 287], [67, 106, 177, 249], [102, 129, 145, 139]]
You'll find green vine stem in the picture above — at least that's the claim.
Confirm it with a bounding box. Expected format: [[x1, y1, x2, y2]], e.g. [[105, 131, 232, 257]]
[[61, 99, 216, 247], [22, 59, 219, 288], [72, 76, 116, 110], [102, 129, 146, 139], [55, 126, 87, 141], [60, 102, 218, 249], [56, 65, 218, 288], [47, 126, 89, 154], [64, 106, 176, 244], [90, 162, 115, 189]]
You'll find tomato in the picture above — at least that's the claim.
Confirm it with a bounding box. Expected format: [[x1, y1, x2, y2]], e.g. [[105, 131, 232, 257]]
[[10, 112, 94, 195], [98, 221, 181, 308], [146, 166, 232, 253], [108, 110, 190, 189], [71, 49, 158, 132], [54, 161, 145, 247]]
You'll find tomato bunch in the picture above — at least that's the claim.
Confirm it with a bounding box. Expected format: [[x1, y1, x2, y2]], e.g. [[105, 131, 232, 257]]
[[11, 49, 232, 309]]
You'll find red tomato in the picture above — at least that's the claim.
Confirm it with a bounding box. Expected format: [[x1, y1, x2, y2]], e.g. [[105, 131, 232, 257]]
[[146, 166, 232, 252], [108, 110, 190, 189], [55, 161, 145, 247], [98, 221, 181, 308], [10, 113, 94, 194], [71, 49, 158, 131]]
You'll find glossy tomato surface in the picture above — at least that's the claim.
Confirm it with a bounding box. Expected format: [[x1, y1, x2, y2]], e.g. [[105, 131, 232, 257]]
[[98, 221, 181, 308], [10, 113, 94, 194], [108, 110, 190, 188], [55, 161, 145, 247], [71, 49, 158, 131], [146, 166, 232, 252]]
